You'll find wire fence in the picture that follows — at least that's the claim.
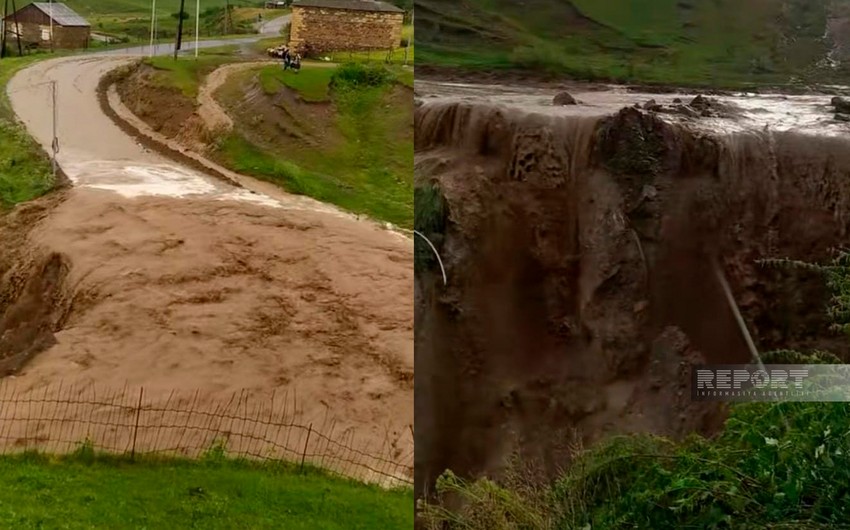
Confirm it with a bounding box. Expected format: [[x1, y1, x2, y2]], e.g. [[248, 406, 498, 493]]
[[0, 382, 413, 488]]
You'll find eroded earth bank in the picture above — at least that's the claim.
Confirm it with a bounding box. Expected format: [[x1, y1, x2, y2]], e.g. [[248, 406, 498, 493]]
[[414, 80, 850, 497]]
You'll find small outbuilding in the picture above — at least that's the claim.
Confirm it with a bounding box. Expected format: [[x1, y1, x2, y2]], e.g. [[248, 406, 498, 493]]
[[3, 2, 90, 50], [290, 0, 404, 54]]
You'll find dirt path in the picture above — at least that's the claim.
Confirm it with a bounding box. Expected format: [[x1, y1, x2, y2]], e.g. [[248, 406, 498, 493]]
[[198, 61, 339, 134], [4, 56, 413, 470], [199, 61, 276, 132]]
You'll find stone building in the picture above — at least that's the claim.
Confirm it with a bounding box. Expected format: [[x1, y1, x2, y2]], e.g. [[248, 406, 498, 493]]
[[2, 2, 90, 50], [290, 0, 404, 54]]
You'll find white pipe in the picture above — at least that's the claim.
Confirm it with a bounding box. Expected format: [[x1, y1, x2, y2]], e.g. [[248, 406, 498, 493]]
[[414, 230, 447, 286], [194, 0, 199, 58]]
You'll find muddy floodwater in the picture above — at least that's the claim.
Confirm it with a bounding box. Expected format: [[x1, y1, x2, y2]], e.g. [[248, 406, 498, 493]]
[[414, 79, 850, 497], [415, 79, 850, 135]]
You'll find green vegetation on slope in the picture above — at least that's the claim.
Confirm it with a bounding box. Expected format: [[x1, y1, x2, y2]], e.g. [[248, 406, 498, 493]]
[[219, 63, 413, 228], [0, 55, 55, 209], [0, 449, 412, 529], [260, 66, 336, 101], [421, 252, 850, 529], [146, 47, 242, 97], [416, 0, 841, 88]]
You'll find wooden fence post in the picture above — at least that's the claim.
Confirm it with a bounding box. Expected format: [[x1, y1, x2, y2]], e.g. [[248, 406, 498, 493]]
[[131, 387, 144, 461], [300, 422, 312, 473]]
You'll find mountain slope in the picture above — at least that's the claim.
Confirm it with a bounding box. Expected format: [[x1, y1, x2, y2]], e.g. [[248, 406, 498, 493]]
[[416, 0, 847, 87]]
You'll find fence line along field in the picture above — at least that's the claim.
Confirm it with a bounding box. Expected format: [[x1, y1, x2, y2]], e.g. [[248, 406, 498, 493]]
[[0, 381, 413, 488]]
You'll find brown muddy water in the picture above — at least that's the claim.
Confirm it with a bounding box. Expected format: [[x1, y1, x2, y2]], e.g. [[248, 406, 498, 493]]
[[414, 79, 850, 498]]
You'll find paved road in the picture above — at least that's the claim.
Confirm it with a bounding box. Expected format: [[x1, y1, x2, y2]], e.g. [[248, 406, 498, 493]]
[[256, 13, 292, 36], [5, 37, 352, 210], [98, 37, 263, 59]]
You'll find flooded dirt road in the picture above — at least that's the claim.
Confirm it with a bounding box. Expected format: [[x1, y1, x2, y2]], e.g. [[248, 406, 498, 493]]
[[2, 55, 413, 475]]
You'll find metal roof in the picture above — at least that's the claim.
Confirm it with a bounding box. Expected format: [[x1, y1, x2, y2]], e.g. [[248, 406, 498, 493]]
[[293, 0, 404, 13], [30, 2, 90, 27]]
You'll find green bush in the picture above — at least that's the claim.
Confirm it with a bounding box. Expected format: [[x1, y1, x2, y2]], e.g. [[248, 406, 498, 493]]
[[331, 62, 393, 89], [414, 183, 447, 273]]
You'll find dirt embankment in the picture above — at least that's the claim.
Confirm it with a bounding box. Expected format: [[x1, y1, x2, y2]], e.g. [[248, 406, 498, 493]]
[[414, 100, 850, 497], [0, 192, 72, 376]]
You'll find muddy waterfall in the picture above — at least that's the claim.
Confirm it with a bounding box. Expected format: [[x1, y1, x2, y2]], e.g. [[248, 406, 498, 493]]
[[414, 100, 850, 497]]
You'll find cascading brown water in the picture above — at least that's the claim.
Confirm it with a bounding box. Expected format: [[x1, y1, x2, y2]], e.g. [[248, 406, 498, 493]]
[[414, 97, 850, 499]]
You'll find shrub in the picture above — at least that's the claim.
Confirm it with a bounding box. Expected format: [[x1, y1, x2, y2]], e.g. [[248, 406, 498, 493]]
[[414, 183, 447, 273], [330, 62, 392, 89]]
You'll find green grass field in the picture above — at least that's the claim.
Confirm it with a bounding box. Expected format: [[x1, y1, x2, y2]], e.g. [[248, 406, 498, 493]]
[[146, 47, 243, 98], [50, 0, 260, 42], [0, 55, 56, 209], [0, 450, 412, 529], [416, 0, 838, 88], [219, 63, 413, 228], [260, 66, 336, 101]]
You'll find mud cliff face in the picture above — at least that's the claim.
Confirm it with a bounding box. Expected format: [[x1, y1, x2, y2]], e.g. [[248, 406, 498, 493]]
[[414, 99, 850, 497]]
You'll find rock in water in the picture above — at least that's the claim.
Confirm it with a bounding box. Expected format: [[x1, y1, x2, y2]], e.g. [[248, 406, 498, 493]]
[[832, 96, 850, 114], [644, 98, 661, 111], [690, 94, 709, 110], [553, 91, 577, 106]]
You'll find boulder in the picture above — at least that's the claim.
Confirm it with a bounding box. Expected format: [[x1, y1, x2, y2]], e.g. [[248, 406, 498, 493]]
[[832, 96, 850, 114], [553, 91, 577, 106], [690, 94, 710, 110], [643, 98, 661, 111]]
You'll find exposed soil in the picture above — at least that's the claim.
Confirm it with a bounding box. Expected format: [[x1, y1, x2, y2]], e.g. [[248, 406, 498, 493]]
[[218, 68, 344, 155], [0, 192, 71, 376], [198, 61, 275, 133], [414, 96, 850, 498], [116, 65, 197, 140]]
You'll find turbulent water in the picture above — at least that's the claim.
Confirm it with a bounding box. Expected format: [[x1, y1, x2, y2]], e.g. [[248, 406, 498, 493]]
[[414, 79, 850, 497]]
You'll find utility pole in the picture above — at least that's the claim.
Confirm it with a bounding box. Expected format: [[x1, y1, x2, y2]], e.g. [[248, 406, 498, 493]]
[[194, 0, 199, 58], [403, 11, 412, 66], [49, 0, 53, 52], [224, 0, 229, 35], [51, 81, 58, 179], [1, 0, 8, 59], [10, 0, 21, 56], [174, 0, 185, 59], [149, 0, 156, 57]]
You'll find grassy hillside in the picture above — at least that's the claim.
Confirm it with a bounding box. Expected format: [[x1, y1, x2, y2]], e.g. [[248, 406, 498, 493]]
[[416, 0, 847, 88], [218, 63, 414, 228], [0, 55, 55, 209], [0, 449, 413, 529]]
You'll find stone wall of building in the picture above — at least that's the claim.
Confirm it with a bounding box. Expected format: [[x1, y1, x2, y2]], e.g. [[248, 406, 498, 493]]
[[290, 6, 403, 54]]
